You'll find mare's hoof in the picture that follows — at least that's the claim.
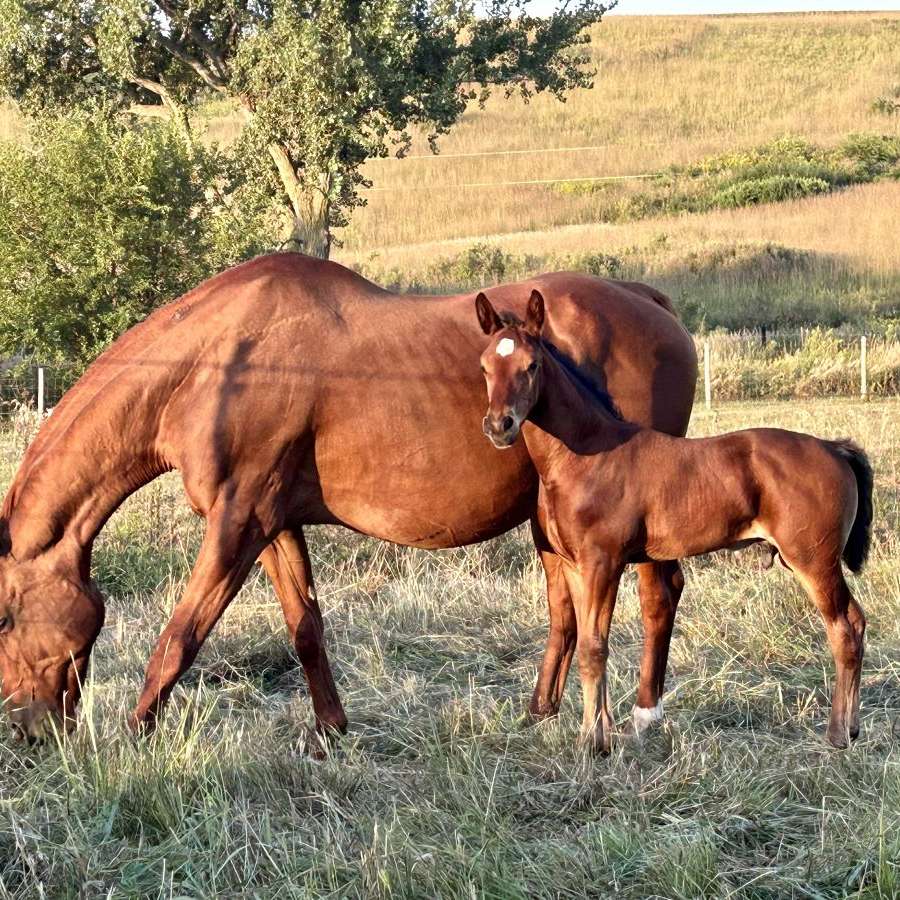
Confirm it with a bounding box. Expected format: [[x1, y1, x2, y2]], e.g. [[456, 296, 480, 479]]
[[315, 713, 348, 737], [526, 702, 560, 724], [825, 727, 851, 749]]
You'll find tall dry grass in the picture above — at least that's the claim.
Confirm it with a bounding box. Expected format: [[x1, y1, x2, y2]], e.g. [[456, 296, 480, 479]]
[[337, 11, 900, 250], [0, 397, 897, 896]]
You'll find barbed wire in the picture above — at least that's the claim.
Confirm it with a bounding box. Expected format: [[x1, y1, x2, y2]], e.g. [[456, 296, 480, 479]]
[[365, 171, 665, 192]]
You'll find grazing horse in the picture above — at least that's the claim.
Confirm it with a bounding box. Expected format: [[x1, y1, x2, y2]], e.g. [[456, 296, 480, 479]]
[[0, 254, 697, 743], [476, 290, 872, 753]]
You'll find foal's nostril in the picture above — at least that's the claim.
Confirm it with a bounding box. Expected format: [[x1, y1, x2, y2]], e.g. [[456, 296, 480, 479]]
[[501, 416, 515, 432]]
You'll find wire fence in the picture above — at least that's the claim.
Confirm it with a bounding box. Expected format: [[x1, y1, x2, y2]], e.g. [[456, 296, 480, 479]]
[[0, 364, 67, 420], [695, 330, 899, 404], [0, 330, 896, 424]]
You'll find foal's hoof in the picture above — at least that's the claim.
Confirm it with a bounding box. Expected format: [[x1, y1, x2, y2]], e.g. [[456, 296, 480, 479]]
[[127, 712, 157, 738], [825, 725, 852, 749]]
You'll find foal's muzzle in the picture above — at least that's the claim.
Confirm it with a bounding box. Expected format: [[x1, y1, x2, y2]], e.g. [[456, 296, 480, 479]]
[[483, 413, 519, 449]]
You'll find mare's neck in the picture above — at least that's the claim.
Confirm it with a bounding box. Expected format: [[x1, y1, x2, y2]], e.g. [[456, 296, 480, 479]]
[[1, 369, 169, 578], [521, 345, 640, 476]]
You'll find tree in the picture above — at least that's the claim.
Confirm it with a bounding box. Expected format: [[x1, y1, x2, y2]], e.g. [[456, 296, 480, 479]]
[[0, 110, 267, 367], [0, 1, 613, 258]]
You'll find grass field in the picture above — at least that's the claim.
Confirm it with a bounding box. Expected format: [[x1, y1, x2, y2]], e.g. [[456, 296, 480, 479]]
[[1, 12, 899, 898], [336, 11, 900, 252], [0, 396, 897, 897], [330, 12, 900, 332]]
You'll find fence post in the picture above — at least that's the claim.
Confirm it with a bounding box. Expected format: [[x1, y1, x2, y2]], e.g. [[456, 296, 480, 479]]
[[860, 336, 867, 399], [36, 367, 45, 418], [703, 340, 711, 410]]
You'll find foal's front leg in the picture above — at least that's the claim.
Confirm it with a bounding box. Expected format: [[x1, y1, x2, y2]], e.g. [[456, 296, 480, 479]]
[[568, 555, 624, 754]]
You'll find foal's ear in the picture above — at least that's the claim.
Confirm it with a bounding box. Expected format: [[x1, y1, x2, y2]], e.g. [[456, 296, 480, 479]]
[[525, 290, 545, 337], [475, 292, 503, 335]]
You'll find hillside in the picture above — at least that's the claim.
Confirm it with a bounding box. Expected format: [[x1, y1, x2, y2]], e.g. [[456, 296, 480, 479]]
[[336, 11, 900, 253]]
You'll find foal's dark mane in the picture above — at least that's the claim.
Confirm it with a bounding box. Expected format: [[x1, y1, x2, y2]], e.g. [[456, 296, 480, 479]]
[[498, 309, 623, 421], [542, 341, 624, 422]]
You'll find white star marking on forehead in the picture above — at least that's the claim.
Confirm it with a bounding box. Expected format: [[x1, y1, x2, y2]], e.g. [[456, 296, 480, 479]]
[[496, 337, 515, 357]]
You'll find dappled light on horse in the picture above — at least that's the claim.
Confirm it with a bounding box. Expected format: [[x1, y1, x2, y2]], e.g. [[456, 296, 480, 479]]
[[476, 289, 871, 753], [0, 254, 696, 743]]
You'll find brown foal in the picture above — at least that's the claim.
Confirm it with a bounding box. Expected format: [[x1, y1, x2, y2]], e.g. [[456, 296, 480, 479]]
[[476, 290, 872, 753]]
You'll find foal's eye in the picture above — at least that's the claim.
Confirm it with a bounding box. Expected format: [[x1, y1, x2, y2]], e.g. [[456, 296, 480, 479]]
[[0, 615, 9, 634], [527, 361, 539, 375]]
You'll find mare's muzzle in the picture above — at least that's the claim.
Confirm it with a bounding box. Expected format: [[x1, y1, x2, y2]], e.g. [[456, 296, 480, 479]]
[[7, 700, 67, 745], [483, 413, 520, 449]]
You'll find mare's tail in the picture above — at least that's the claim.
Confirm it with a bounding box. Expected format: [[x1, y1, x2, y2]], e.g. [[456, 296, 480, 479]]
[[829, 439, 873, 573]]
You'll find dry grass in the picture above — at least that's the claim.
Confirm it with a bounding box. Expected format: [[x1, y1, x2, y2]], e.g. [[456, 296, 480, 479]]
[[336, 12, 900, 251], [0, 397, 898, 897], [341, 180, 900, 332]]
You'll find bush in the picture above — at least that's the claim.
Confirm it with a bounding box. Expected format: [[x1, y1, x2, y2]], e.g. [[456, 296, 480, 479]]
[[711, 175, 830, 208], [553, 133, 900, 225], [0, 110, 273, 369]]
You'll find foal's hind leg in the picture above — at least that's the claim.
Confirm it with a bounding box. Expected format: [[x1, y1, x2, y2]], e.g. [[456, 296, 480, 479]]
[[259, 528, 347, 735], [632, 560, 684, 735], [793, 562, 866, 748], [529, 545, 577, 720]]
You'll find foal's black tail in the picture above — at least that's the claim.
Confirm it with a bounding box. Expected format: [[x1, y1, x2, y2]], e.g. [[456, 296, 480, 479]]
[[830, 439, 873, 573]]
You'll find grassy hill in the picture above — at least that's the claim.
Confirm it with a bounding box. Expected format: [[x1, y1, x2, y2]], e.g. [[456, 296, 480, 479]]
[[332, 12, 900, 331], [2, 12, 898, 331]]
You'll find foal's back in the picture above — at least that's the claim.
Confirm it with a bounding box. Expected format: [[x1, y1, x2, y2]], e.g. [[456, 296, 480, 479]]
[[577, 426, 862, 566]]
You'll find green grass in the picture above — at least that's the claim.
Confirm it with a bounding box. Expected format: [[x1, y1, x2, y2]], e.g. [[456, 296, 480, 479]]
[[0, 397, 898, 897]]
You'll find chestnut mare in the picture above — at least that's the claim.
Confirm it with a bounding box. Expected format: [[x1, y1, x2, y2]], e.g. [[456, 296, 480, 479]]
[[0, 254, 697, 742], [476, 290, 872, 753]]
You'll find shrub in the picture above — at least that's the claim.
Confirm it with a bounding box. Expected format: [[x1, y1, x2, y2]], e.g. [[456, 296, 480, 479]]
[[711, 175, 830, 208], [553, 133, 900, 225], [0, 110, 273, 369]]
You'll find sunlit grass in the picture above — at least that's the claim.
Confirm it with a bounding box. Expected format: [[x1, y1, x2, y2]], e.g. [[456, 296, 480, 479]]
[[0, 397, 897, 896]]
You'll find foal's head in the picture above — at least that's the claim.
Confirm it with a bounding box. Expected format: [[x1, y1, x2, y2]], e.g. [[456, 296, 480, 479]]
[[476, 289, 546, 448]]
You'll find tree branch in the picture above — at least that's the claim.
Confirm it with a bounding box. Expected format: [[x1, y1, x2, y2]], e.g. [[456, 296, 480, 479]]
[[152, 0, 231, 82]]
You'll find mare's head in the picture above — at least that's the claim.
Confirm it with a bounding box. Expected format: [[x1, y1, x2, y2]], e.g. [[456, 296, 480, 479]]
[[476, 289, 546, 449], [0, 549, 104, 743]]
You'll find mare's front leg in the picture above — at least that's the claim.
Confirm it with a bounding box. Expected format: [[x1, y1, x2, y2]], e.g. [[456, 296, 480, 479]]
[[529, 523, 577, 719], [259, 528, 347, 735], [130, 495, 271, 731], [632, 560, 684, 735], [568, 555, 624, 754]]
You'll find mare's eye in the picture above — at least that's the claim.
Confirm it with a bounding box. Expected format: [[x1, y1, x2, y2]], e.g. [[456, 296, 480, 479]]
[[0, 615, 9, 634], [527, 361, 538, 374]]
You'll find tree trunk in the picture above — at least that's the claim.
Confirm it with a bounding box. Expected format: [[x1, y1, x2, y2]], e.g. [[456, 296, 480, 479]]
[[268, 142, 332, 259]]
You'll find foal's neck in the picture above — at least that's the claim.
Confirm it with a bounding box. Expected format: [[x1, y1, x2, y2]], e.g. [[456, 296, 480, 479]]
[[522, 344, 640, 474]]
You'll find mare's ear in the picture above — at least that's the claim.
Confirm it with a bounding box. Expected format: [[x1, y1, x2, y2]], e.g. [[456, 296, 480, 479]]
[[525, 290, 545, 337], [475, 292, 503, 335]]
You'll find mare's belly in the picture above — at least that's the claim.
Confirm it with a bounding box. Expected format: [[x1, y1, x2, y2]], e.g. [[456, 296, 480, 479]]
[[311, 417, 536, 549]]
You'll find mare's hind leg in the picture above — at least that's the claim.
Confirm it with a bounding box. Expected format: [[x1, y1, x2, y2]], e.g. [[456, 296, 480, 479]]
[[259, 528, 347, 735], [632, 560, 684, 735], [131, 499, 270, 731], [529, 547, 577, 719], [792, 562, 866, 748], [528, 517, 577, 719]]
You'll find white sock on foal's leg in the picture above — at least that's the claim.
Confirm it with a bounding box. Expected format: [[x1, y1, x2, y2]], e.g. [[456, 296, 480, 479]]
[[632, 699, 664, 736]]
